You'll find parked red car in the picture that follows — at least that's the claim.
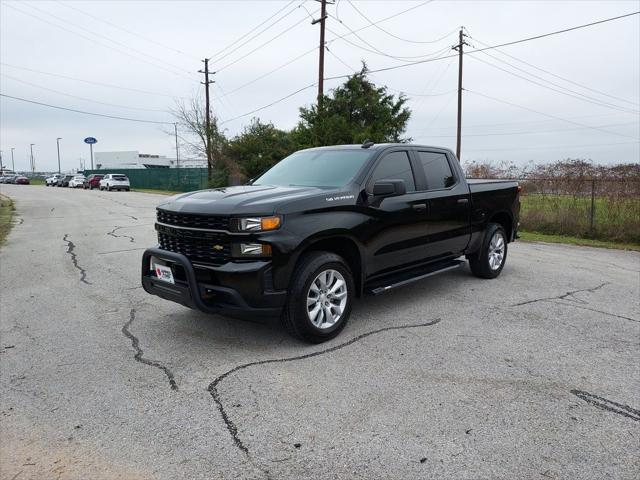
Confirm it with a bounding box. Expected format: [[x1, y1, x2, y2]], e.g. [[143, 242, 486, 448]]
[[15, 176, 30, 185], [83, 174, 104, 190]]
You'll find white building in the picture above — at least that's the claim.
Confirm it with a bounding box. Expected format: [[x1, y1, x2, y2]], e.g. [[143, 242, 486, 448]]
[[94, 151, 173, 169], [94, 151, 207, 169]]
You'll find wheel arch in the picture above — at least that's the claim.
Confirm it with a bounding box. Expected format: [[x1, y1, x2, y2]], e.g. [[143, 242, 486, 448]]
[[292, 234, 365, 297], [488, 211, 513, 242]]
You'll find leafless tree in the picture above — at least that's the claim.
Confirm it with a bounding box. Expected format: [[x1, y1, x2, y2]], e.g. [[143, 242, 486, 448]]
[[170, 97, 243, 182]]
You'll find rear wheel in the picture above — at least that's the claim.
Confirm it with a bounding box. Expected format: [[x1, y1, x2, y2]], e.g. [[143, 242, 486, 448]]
[[282, 251, 353, 343], [469, 223, 507, 279]]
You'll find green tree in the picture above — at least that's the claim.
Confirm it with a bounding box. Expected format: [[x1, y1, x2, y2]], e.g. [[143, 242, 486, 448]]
[[293, 64, 411, 148], [225, 118, 296, 180]]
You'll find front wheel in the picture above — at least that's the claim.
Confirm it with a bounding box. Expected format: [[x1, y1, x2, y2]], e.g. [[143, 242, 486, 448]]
[[282, 251, 354, 343], [469, 223, 508, 279]]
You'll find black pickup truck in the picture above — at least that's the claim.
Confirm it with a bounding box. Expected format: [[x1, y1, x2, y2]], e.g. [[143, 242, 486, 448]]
[[142, 143, 520, 342]]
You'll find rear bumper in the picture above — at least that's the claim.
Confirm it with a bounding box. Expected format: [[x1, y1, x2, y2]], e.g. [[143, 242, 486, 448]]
[[141, 247, 286, 319]]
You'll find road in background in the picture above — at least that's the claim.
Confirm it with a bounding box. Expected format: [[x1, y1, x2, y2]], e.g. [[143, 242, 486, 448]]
[[1, 185, 638, 480]]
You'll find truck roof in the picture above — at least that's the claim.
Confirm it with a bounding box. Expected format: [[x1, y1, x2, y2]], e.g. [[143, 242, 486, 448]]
[[302, 143, 455, 153]]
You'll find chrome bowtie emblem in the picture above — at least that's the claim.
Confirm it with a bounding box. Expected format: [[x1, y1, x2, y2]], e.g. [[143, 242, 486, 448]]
[[212, 244, 224, 251]]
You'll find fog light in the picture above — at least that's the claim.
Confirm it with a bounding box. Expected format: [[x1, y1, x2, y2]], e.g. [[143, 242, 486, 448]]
[[240, 243, 271, 255]]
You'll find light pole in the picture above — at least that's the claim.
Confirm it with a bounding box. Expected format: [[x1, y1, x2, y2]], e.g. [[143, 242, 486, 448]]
[[30, 143, 35, 173], [0, 150, 3, 171], [11, 148, 15, 171], [56, 137, 62, 174]]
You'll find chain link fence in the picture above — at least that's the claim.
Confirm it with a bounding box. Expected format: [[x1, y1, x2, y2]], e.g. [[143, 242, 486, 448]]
[[83, 168, 211, 192], [519, 178, 640, 244]]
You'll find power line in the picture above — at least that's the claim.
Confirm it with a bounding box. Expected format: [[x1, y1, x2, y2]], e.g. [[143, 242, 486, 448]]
[[217, 12, 640, 129], [217, 0, 445, 106], [328, 0, 436, 45], [21, 1, 193, 77], [0, 63, 188, 99], [469, 35, 640, 107], [216, 8, 317, 73], [413, 121, 639, 137], [55, 0, 199, 61], [412, 58, 456, 105], [210, 0, 297, 60], [325, 11, 640, 79], [472, 11, 640, 55], [1, 73, 168, 112], [346, 0, 457, 45], [468, 52, 639, 114], [219, 83, 317, 125], [326, 46, 455, 97], [327, 14, 452, 61], [463, 140, 639, 152], [222, 47, 317, 97], [465, 89, 640, 140], [212, 2, 303, 67], [0, 94, 173, 124], [418, 111, 640, 131], [218, 0, 437, 101], [4, 2, 195, 81]]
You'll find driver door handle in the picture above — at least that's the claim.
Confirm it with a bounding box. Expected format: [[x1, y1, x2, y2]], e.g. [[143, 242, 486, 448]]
[[412, 203, 427, 212]]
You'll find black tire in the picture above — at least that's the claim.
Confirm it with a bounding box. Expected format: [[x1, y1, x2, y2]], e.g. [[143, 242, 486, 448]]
[[125, 188, 130, 192], [282, 251, 354, 343], [468, 223, 508, 279], [107, 185, 112, 191]]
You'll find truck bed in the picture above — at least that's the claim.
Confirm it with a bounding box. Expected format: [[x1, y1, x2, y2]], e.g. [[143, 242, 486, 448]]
[[467, 178, 519, 193]]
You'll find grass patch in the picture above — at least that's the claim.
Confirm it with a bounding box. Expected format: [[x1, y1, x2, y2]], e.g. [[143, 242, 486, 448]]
[[132, 188, 181, 196], [0, 194, 15, 246], [28, 178, 46, 185], [519, 230, 640, 251], [520, 194, 639, 244]]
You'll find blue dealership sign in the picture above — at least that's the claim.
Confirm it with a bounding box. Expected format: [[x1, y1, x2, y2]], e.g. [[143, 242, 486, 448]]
[[84, 137, 98, 144]]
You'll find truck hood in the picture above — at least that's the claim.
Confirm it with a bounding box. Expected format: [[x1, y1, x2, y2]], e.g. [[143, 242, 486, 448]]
[[157, 184, 344, 215]]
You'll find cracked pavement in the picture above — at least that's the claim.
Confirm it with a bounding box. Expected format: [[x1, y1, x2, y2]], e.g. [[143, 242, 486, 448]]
[[1, 184, 639, 480]]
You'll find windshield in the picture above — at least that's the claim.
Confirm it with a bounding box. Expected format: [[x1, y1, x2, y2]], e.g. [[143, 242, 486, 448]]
[[253, 149, 373, 188]]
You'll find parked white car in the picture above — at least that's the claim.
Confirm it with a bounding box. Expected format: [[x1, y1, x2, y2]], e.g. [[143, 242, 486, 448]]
[[46, 174, 63, 186], [68, 175, 86, 188], [99, 174, 130, 191]]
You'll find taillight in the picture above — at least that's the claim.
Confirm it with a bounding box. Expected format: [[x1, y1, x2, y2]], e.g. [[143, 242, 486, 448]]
[[517, 185, 522, 193]]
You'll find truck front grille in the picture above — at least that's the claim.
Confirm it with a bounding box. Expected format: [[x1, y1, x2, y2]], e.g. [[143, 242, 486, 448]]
[[157, 232, 231, 266], [157, 209, 230, 231]]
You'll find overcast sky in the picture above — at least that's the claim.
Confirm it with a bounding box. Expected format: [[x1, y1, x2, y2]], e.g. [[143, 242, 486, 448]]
[[1, 0, 638, 173]]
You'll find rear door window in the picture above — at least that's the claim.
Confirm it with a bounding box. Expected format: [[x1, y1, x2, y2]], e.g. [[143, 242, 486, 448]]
[[417, 151, 455, 190], [369, 151, 416, 192]]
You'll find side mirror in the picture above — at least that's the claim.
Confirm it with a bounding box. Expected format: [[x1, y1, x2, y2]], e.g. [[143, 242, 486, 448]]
[[372, 179, 406, 197]]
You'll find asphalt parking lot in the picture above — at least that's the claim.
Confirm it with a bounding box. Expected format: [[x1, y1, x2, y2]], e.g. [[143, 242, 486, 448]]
[[1, 184, 638, 480]]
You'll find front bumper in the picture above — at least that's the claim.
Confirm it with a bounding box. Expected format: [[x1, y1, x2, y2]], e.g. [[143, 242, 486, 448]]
[[141, 247, 286, 319]]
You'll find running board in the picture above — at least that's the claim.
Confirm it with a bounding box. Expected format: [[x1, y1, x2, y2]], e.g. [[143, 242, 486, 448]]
[[366, 260, 465, 295]]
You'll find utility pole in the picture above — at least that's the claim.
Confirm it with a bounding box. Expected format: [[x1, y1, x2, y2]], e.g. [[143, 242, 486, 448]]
[[56, 137, 62, 174], [0, 151, 3, 171], [11, 148, 15, 171], [199, 58, 214, 180], [174, 123, 180, 169], [453, 28, 468, 161], [312, 0, 329, 107], [30, 143, 35, 173]]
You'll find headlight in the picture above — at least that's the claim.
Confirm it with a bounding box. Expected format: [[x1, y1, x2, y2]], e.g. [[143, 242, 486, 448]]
[[235, 216, 281, 232], [231, 243, 273, 257]]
